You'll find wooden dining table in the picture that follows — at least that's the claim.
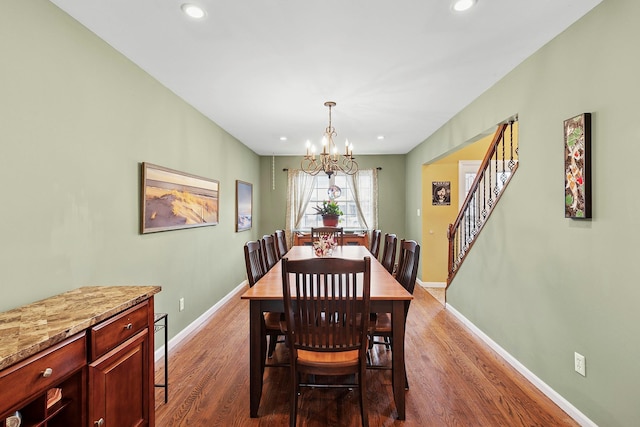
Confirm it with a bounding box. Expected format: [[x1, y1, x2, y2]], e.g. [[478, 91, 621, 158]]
[[240, 245, 413, 420]]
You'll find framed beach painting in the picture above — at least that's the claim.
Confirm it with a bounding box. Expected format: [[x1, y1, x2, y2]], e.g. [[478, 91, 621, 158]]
[[141, 162, 219, 233], [564, 113, 592, 219], [236, 180, 252, 232]]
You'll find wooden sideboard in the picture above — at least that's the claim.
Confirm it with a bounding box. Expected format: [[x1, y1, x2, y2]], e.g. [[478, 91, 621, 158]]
[[0, 286, 161, 427], [294, 232, 369, 248]]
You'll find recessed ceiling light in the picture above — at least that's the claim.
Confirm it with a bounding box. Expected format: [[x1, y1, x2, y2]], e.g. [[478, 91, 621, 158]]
[[181, 4, 206, 19], [452, 0, 477, 12], [377, 135, 385, 140], [280, 136, 287, 141]]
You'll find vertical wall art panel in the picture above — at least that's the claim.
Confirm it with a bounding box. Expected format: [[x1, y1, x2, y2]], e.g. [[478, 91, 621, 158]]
[[236, 180, 253, 232], [564, 113, 592, 219]]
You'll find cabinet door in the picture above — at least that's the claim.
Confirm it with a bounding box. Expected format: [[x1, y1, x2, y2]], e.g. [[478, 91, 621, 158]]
[[89, 329, 149, 427]]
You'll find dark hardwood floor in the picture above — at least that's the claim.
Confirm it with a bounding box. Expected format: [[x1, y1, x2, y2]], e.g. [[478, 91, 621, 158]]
[[154, 285, 577, 426]]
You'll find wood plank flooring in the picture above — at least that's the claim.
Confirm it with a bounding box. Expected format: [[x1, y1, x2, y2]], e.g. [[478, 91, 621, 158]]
[[154, 285, 577, 426]]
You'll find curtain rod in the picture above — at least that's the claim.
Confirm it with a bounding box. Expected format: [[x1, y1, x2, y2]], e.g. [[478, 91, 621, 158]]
[[282, 167, 382, 171]]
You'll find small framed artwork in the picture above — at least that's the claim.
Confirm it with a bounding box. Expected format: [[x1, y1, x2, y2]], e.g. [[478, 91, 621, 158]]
[[236, 180, 253, 232], [564, 113, 592, 219], [432, 181, 451, 206], [141, 162, 219, 233]]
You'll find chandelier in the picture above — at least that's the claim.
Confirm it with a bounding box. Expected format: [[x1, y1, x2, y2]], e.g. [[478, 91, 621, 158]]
[[301, 101, 358, 177]]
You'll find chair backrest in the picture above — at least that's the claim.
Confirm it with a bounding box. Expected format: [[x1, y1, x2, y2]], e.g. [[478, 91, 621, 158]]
[[395, 239, 421, 317], [381, 233, 397, 274], [369, 229, 382, 259], [261, 234, 279, 270], [274, 229, 288, 259], [281, 257, 371, 355], [311, 227, 344, 246], [244, 240, 266, 287]]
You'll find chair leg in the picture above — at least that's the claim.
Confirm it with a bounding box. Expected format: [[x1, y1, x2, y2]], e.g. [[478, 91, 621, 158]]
[[267, 333, 278, 358], [404, 361, 409, 390], [290, 366, 298, 427], [359, 364, 369, 427]]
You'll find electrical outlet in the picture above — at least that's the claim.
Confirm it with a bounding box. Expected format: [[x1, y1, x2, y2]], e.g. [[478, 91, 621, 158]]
[[574, 352, 586, 376], [179, 297, 185, 312]]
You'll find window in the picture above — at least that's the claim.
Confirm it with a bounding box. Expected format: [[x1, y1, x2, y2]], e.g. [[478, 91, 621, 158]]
[[458, 160, 512, 233], [288, 169, 377, 232], [458, 160, 511, 209]]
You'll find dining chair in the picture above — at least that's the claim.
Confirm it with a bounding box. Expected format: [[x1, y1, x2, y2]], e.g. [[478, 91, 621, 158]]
[[261, 234, 279, 270], [369, 229, 381, 259], [274, 229, 288, 259], [243, 240, 284, 359], [310, 226, 344, 246], [380, 233, 397, 274], [281, 256, 371, 427], [368, 239, 420, 389]]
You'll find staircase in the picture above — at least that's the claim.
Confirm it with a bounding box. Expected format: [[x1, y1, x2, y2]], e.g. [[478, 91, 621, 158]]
[[447, 120, 519, 286]]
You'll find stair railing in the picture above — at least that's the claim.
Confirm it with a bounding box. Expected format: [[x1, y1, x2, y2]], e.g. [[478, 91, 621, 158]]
[[447, 120, 519, 286]]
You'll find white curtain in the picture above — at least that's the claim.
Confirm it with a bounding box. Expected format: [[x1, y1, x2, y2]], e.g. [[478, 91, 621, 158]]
[[285, 169, 316, 247], [347, 172, 367, 229], [349, 169, 378, 241], [347, 169, 378, 235]]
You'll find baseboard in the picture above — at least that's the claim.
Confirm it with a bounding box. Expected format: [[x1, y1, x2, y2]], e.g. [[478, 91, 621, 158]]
[[419, 280, 446, 288], [154, 280, 248, 363], [445, 303, 597, 427]]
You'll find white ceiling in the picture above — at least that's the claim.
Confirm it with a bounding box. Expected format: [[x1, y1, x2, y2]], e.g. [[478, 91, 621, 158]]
[[49, 0, 601, 156]]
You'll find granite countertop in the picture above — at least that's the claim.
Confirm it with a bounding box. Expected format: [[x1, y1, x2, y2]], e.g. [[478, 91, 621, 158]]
[[0, 285, 161, 371]]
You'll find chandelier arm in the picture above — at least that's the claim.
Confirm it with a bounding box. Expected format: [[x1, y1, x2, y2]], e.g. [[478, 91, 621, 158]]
[[301, 157, 323, 176]]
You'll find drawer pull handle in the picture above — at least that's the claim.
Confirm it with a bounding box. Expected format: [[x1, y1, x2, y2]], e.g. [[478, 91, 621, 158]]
[[42, 367, 53, 377], [124, 323, 133, 330], [95, 418, 105, 427]]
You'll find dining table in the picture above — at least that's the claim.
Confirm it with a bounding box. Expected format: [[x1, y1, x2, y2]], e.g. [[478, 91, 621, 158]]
[[240, 244, 413, 420]]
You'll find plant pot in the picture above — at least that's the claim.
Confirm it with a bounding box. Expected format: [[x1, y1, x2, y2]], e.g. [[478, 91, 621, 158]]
[[322, 214, 339, 227]]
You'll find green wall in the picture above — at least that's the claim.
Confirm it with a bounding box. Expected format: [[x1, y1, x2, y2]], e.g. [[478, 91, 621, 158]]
[[0, 1, 262, 338], [258, 155, 410, 249], [407, 0, 639, 425]]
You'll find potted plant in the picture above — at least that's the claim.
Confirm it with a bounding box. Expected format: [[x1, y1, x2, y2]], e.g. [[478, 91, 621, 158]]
[[313, 200, 343, 226]]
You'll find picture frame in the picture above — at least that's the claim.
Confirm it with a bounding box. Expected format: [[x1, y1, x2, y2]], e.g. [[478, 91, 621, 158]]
[[432, 181, 451, 206], [564, 113, 592, 219], [141, 162, 219, 234], [236, 180, 253, 232]]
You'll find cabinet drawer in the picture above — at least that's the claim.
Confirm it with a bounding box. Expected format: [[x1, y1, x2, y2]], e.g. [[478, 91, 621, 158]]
[[0, 333, 86, 415], [90, 301, 149, 360]]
